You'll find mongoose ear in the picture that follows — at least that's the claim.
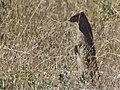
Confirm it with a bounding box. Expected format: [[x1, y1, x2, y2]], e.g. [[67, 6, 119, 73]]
[[80, 12, 85, 17], [69, 13, 80, 22]]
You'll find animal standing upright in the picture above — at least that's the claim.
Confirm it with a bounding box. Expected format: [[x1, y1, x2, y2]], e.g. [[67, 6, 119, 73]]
[[69, 12, 99, 87]]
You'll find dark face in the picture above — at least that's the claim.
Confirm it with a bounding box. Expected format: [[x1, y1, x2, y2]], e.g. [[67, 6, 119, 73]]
[[69, 12, 85, 23], [69, 13, 80, 22]]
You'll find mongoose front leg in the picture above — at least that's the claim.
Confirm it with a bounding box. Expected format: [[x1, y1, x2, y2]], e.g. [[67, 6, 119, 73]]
[[74, 44, 83, 55]]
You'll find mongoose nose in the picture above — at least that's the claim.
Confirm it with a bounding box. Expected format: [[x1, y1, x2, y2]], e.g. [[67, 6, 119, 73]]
[[69, 18, 72, 22]]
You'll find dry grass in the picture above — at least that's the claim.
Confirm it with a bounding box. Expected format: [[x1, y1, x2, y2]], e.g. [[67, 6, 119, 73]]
[[0, 0, 120, 89]]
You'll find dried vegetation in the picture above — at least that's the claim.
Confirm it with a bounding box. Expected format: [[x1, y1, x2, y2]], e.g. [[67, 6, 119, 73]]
[[0, 0, 120, 89]]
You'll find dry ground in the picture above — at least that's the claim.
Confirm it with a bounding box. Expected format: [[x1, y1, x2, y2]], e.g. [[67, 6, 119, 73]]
[[0, 0, 120, 90]]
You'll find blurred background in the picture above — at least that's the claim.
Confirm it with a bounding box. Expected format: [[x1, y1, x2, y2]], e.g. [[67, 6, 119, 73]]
[[0, 0, 120, 89]]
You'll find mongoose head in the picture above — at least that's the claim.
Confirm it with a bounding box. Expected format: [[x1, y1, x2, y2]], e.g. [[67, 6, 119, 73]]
[[69, 12, 85, 23]]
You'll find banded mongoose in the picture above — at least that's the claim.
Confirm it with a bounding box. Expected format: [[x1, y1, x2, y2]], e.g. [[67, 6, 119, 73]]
[[69, 12, 99, 86]]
